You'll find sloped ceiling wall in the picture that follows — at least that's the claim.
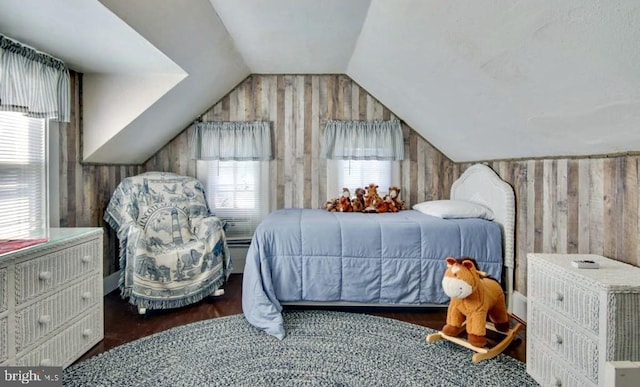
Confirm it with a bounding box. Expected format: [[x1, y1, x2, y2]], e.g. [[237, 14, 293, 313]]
[[1, 0, 639, 164], [348, 0, 640, 161]]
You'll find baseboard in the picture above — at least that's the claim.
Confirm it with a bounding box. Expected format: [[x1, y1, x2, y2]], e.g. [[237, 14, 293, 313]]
[[511, 291, 527, 322], [605, 361, 640, 387], [229, 244, 248, 274], [103, 269, 120, 295]]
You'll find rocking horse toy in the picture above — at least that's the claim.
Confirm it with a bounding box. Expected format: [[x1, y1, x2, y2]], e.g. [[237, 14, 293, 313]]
[[426, 257, 522, 363]]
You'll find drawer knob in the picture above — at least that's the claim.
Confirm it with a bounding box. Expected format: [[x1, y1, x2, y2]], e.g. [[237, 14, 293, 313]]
[[555, 292, 564, 302], [82, 291, 92, 300], [38, 315, 51, 324], [39, 271, 52, 281], [554, 334, 563, 345], [81, 255, 91, 263], [82, 328, 92, 337], [40, 358, 52, 366]]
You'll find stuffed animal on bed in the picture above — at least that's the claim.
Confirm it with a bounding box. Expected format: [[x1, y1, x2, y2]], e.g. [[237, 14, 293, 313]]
[[363, 183, 381, 213], [371, 196, 389, 213], [385, 186, 406, 212], [324, 198, 338, 212], [336, 188, 353, 212], [351, 187, 365, 212], [441, 256, 510, 348]]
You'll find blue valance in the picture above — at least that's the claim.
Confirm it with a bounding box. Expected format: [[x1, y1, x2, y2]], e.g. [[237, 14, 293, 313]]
[[0, 34, 70, 122], [193, 121, 272, 161], [322, 120, 404, 161]]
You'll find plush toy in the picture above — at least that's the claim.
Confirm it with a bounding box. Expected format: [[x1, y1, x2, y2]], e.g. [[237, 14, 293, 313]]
[[441, 257, 510, 348], [324, 198, 338, 212], [353, 188, 365, 211], [363, 183, 381, 212], [336, 187, 353, 212], [372, 195, 389, 213], [386, 186, 405, 212], [383, 194, 398, 212], [351, 188, 365, 212]]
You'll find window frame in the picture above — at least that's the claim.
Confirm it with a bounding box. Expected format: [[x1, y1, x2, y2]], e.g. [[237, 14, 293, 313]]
[[0, 112, 49, 239], [196, 159, 269, 241], [326, 159, 400, 200]]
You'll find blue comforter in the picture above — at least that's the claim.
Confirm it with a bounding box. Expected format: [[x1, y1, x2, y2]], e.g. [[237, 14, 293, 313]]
[[242, 209, 503, 339]]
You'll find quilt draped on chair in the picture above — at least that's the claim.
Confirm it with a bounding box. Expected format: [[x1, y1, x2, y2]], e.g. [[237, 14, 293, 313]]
[[104, 172, 232, 310]]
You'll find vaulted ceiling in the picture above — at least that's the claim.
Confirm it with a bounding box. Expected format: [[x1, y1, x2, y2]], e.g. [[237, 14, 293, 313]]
[[1, 0, 639, 164]]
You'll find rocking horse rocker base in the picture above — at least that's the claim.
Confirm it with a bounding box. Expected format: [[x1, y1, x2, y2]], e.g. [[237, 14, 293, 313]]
[[426, 319, 522, 363]]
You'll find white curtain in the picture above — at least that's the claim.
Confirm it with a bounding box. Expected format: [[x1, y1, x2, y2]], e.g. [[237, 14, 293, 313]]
[[193, 121, 272, 161], [322, 120, 404, 160], [0, 34, 70, 122]]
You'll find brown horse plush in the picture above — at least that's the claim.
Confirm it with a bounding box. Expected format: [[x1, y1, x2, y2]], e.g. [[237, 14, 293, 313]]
[[441, 257, 510, 348]]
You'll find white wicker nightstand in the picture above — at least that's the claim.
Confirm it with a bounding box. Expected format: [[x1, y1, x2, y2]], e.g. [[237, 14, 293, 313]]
[[526, 253, 640, 386], [0, 228, 104, 368]]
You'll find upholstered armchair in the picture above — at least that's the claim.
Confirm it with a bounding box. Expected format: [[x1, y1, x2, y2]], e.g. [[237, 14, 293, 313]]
[[104, 171, 232, 313]]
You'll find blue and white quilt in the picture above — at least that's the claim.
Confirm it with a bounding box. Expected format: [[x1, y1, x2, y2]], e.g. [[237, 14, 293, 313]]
[[104, 172, 232, 310], [242, 208, 503, 339]]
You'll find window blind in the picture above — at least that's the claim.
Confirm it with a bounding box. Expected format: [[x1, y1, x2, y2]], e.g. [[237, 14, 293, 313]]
[[197, 160, 267, 241], [326, 159, 398, 199], [0, 112, 47, 239]]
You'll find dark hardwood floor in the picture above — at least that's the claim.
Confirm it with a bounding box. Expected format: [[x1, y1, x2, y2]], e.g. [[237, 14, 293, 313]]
[[76, 274, 526, 365]]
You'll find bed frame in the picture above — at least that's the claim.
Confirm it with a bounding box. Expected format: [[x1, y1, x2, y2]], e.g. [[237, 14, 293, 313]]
[[450, 163, 516, 310], [282, 163, 516, 311]]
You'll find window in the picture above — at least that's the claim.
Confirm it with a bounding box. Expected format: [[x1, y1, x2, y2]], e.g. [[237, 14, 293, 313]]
[[197, 160, 269, 241], [0, 112, 47, 239], [322, 120, 404, 199], [327, 159, 399, 199]]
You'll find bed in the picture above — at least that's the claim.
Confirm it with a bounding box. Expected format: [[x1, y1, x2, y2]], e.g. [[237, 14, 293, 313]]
[[242, 164, 515, 339]]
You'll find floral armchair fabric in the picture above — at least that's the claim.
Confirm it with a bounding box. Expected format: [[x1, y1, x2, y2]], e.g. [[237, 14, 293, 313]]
[[104, 172, 232, 310]]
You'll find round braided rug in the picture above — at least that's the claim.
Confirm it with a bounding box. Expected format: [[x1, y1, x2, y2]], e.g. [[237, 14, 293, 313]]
[[64, 311, 538, 386]]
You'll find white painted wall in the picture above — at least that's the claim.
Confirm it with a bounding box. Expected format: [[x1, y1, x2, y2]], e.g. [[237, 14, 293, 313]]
[[82, 73, 186, 161], [347, 0, 640, 162], [84, 0, 250, 164], [4, 0, 640, 163], [210, 0, 370, 74]]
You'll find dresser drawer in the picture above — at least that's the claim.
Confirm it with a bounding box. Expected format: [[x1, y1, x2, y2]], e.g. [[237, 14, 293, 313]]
[[15, 275, 101, 352], [527, 340, 595, 387], [529, 301, 599, 383], [16, 306, 103, 368], [528, 257, 600, 334], [14, 239, 100, 305], [0, 316, 7, 363]]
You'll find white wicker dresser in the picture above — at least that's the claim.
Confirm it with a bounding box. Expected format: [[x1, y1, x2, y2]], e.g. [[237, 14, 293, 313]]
[[0, 228, 104, 368], [526, 253, 640, 386]]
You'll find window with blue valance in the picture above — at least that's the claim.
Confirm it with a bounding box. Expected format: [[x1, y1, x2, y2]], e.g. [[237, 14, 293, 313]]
[[322, 119, 404, 161], [323, 120, 404, 199], [193, 121, 272, 161], [0, 34, 70, 122], [193, 121, 272, 240]]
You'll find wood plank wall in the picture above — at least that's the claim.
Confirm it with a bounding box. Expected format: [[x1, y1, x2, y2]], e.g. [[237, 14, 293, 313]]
[[58, 72, 144, 276], [455, 158, 640, 294], [145, 75, 452, 210], [60, 73, 640, 297]]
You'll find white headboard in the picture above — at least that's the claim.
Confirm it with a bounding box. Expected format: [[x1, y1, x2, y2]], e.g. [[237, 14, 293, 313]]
[[450, 163, 515, 309]]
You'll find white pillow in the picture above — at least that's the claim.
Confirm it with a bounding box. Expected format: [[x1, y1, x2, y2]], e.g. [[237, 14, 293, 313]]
[[412, 200, 494, 220]]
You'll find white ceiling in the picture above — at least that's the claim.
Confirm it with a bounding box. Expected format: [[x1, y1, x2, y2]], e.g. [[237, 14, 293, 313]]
[[1, 0, 639, 163]]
